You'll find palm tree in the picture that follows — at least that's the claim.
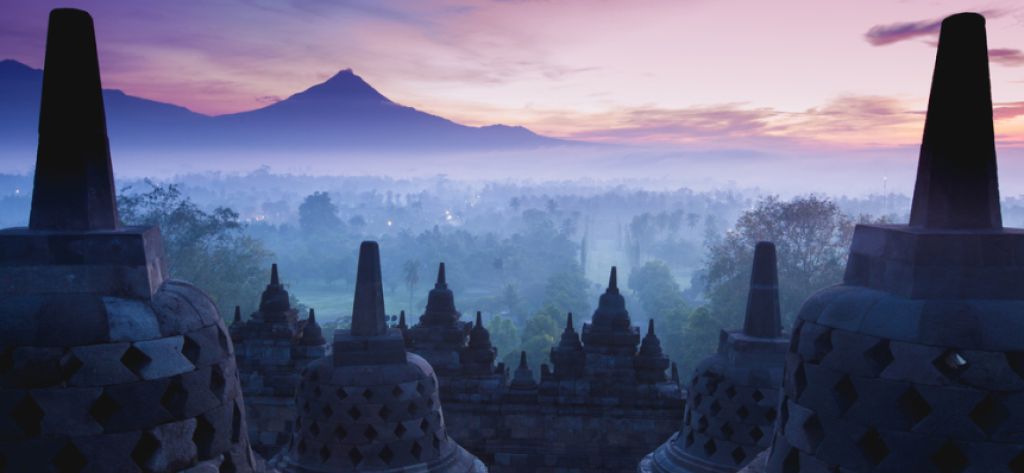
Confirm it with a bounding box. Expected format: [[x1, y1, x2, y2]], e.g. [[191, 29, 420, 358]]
[[402, 259, 421, 314]]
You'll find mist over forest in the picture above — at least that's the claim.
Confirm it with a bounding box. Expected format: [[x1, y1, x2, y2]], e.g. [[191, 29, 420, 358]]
[[12, 168, 1024, 373], [7, 163, 1024, 375]]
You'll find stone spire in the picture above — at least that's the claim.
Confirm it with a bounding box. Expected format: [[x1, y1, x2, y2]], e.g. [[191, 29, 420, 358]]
[[234, 305, 243, 324], [635, 319, 669, 383], [351, 241, 388, 337], [557, 313, 583, 351], [299, 308, 325, 346], [550, 312, 585, 379], [510, 351, 537, 390], [420, 262, 460, 325], [909, 12, 1001, 229], [742, 241, 782, 338], [468, 311, 492, 348], [29, 8, 118, 231], [461, 311, 499, 377], [398, 310, 408, 329], [591, 266, 630, 330], [258, 263, 291, 315], [638, 320, 663, 357]]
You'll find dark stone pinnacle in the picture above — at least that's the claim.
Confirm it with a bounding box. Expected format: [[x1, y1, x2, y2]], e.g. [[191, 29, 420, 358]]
[[29, 8, 119, 231], [743, 241, 782, 338], [909, 12, 1001, 229], [351, 241, 388, 337]]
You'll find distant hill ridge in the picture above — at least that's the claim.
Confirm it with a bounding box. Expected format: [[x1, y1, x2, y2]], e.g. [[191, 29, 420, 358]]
[[0, 59, 565, 156]]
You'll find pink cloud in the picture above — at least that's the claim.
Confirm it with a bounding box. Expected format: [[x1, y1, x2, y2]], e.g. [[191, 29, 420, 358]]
[[990, 48, 1024, 67]]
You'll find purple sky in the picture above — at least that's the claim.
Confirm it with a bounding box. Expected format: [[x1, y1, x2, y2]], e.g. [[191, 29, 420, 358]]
[[2, 0, 1023, 153]]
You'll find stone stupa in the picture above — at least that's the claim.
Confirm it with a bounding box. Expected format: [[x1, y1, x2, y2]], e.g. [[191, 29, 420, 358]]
[[640, 242, 788, 473], [0, 8, 269, 472], [277, 242, 485, 472], [765, 12, 1024, 473]]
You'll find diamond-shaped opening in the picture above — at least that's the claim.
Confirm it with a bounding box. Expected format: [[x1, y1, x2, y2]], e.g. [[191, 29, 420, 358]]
[[930, 441, 968, 473], [697, 415, 708, 433], [59, 351, 83, 382], [365, 425, 378, 441], [969, 393, 1008, 435], [120, 346, 151, 376], [210, 365, 226, 398], [736, 406, 750, 420], [334, 425, 347, 440], [336, 387, 347, 400], [362, 388, 374, 400], [380, 445, 395, 464], [897, 386, 931, 426], [802, 414, 824, 450], [782, 448, 799, 473], [833, 375, 858, 414], [379, 405, 391, 420], [752, 389, 765, 402], [703, 439, 717, 457], [411, 441, 423, 460], [813, 329, 833, 361], [302, 401, 311, 414], [725, 385, 737, 399], [709, 400, 722, 416], [312, 386, 322, 398], [731, 446, 747, 465], [416, 382, 426, 395], [720, 423, 734, 439], [426, 397, 435, 408], [53, 442, 87, 473], [749, 426, 764, 442], [421, 418, 431, 433], [706, 379, 719, 396], [348, 406, 361, 421], [692, 393, 703, 408], [392, 386, 403, 398], [193, 415, 216, 457], [131, 432, 160, 469], [319, 445, 330, 463], [182, 336, 201, 365], [934, 349, 969, 379], [764, 408, 776, 423], [160, 378, 189, 417], [394, 423, 407, 438], [407, 401, 419, 415], [89, 391, 121, 427], [309, 421, 320, 436], [322, 404, 334, 419], [857, 429, 889, 466], [684, 431, 695, 447], [864, 339, 894, 374], [12, 394, 43, 436], [1010, 450, 1024, 473], [297, 439, 307, 454], [309, 369, 320, 382]]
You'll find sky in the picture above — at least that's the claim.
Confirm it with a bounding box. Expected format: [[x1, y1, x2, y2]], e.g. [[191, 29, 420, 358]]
[[2, 0, 1024, 154]]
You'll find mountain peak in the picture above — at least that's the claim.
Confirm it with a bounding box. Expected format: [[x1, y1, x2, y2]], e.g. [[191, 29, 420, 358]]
[[0, 60, 41, 81], [294, 68, 391, 104]]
